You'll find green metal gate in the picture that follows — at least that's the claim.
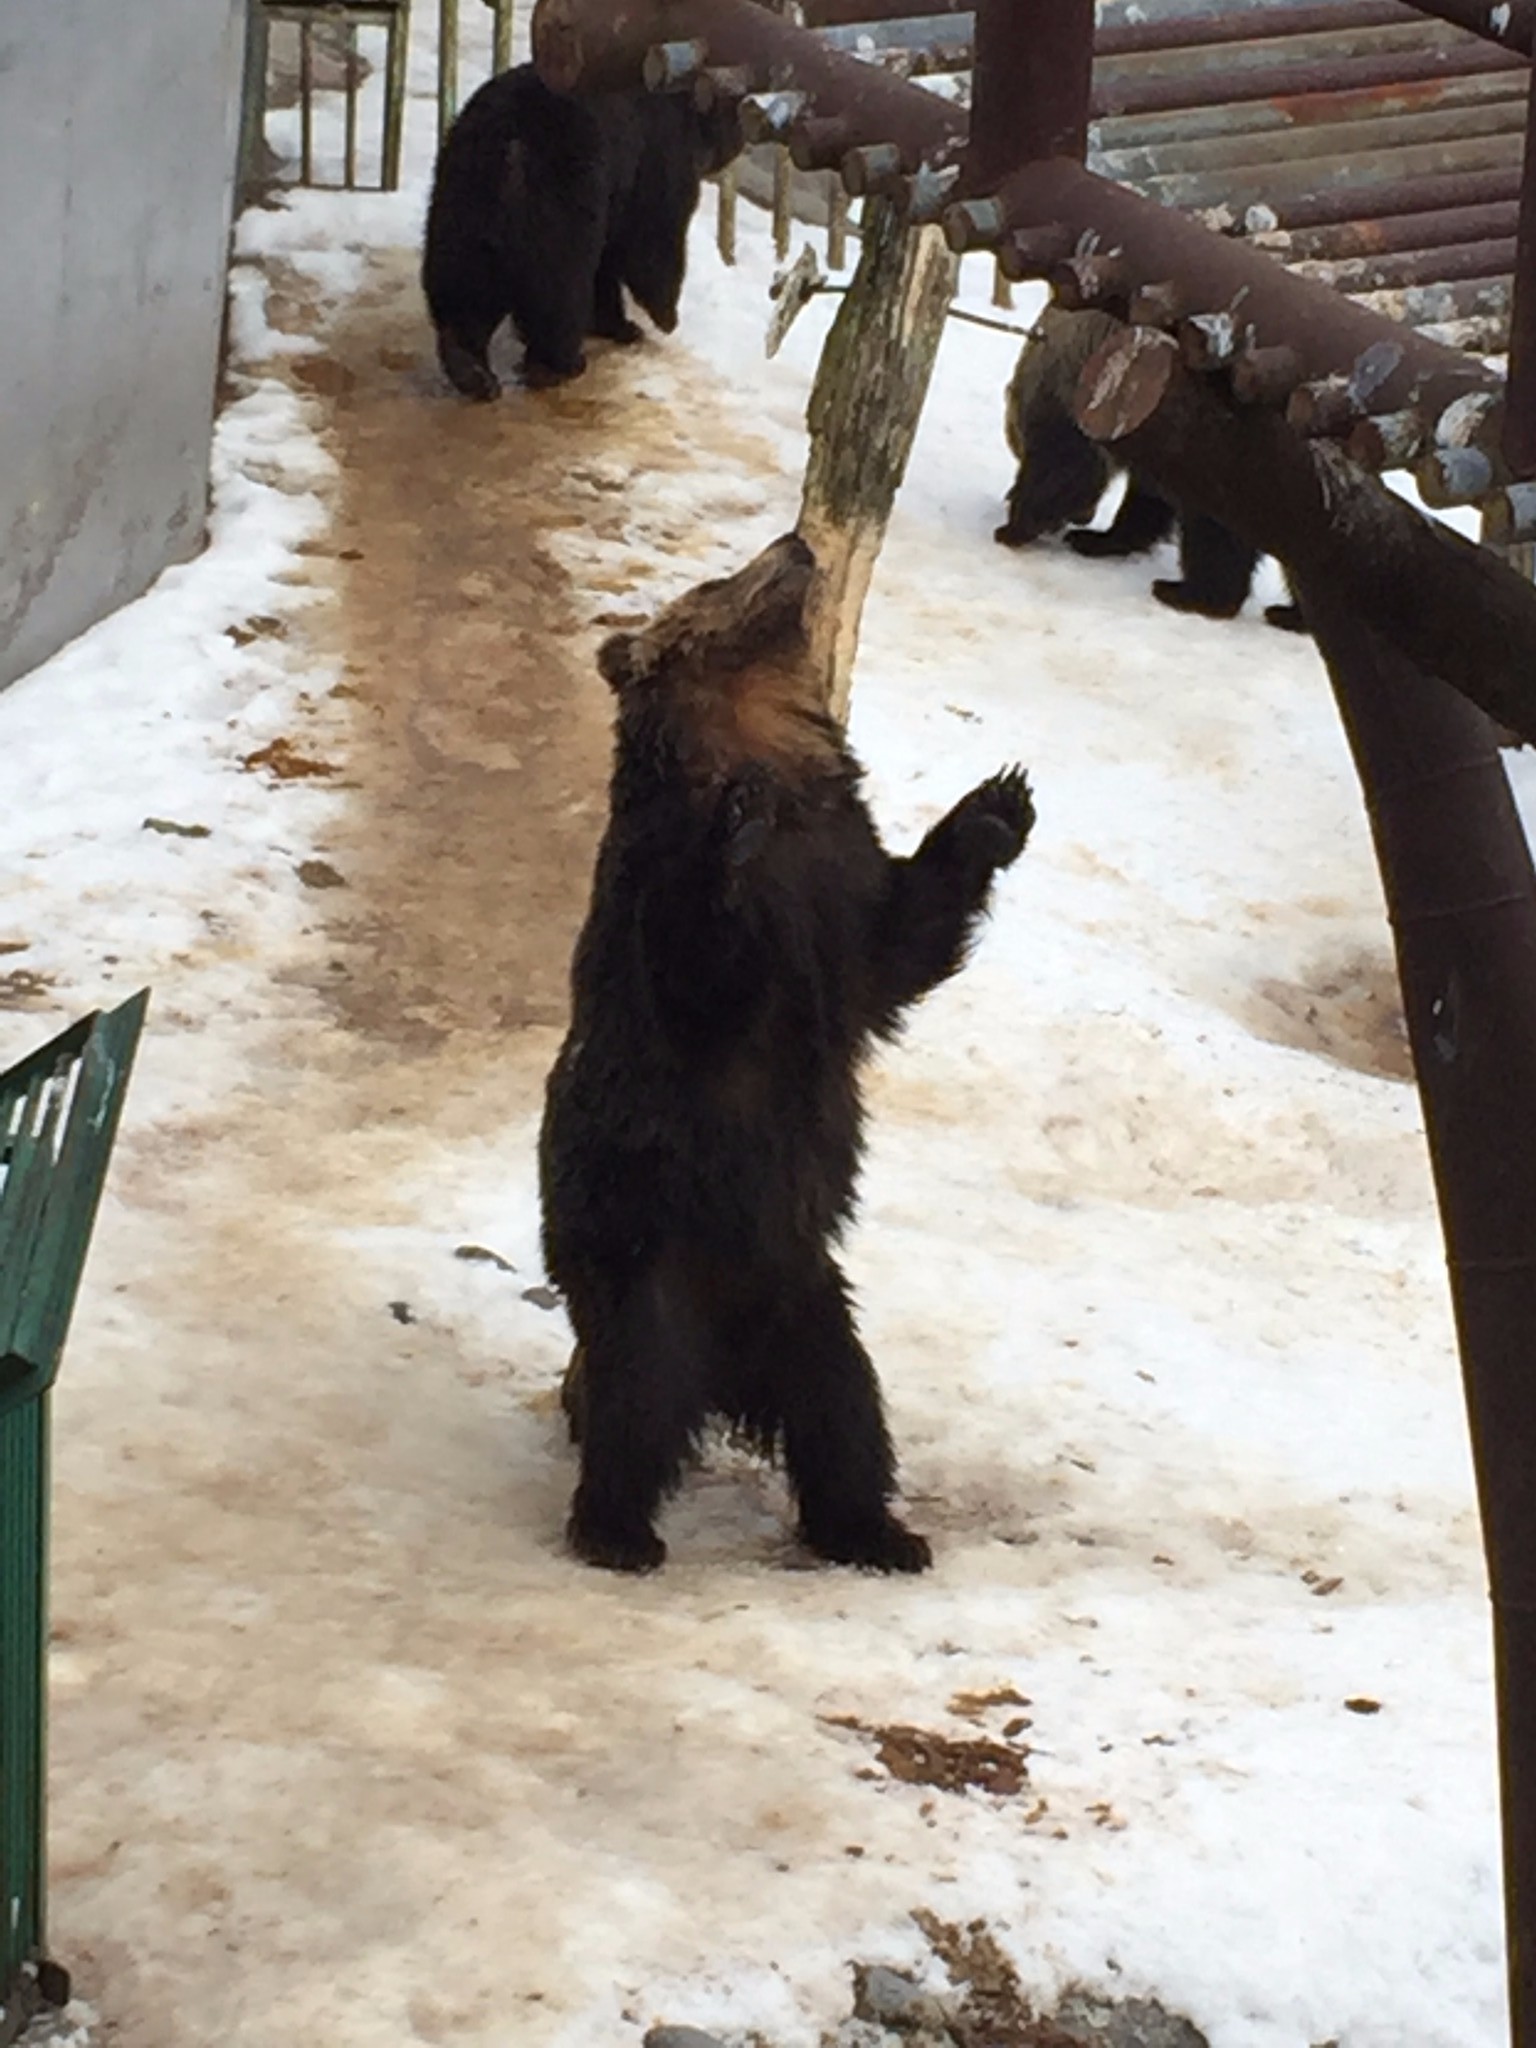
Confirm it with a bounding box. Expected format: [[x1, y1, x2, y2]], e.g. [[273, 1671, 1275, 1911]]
[[1, 992, 148, 2047]]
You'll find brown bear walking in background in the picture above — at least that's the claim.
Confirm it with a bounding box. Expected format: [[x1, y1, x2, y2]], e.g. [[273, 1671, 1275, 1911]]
[[539, 536, 1035, 1574], [997, 304, 1307, 632], [421, 63, 741, 397]]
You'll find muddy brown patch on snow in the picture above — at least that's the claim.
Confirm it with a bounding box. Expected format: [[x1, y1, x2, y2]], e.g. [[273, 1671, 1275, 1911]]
[[1245, 947, 1412, 1082], [286, 249, 611, 1051], [282, 245, 783, 1060], [823, 1714, 1031, 1796]]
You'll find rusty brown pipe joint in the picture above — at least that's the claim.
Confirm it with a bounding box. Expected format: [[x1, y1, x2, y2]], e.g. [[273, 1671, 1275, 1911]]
[[739, 89, 809, 143], [1346, 408, 1429, 471], [1126, 280, 1185, 331], [1416, 444, 1502, 506], [943, 196, 1008, 255], [1288, 376, 1364, 439], [998, 224, 1077, 283], [642, 38, 708, 91], [1177, 309, 1252, 373], [1050, 249, 1133, 314], [842, 139, 908, 198], [789, 114, 854, 172], [693, 62, 755, 110], [1229, 344, 1304, 407], [1482, 481, 1536, 544]]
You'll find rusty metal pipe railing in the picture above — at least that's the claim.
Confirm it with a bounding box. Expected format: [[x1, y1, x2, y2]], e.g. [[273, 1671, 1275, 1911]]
[[1141, 132, 1526, 214], [1506, 51, 1536, 475], [1098, 19, 1472, 87], [1253, 197, 1521, 261], [1097, 1, 1413, 55], [1097, 68, 1523, 160], [1350, 271, 1511, 323], [1296, 234, 1519, 292], [1242, 160, 1528, 231], [1095, 36, 1525, 119], [950, 151, 1499, 418], [968, 0, 1092, 187], [534, 0, 968, 160], [529, 0, 1507, 451], [1107, 94, 1528, 191]]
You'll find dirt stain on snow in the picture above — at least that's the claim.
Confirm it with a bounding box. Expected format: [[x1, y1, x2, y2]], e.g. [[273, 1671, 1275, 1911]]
[[1243, 946, 1413, 1082]]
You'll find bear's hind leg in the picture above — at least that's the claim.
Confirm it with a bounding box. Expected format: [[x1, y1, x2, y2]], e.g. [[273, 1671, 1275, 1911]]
[[510, 224, 598, 386], [995, 410, 1110, 547], [434, 314, 502, 402], [566, 1263, 709, 1572], [770, 1261, 932, 1574], [1153, 511, 1257, 619], [590, 250, 643, 345]]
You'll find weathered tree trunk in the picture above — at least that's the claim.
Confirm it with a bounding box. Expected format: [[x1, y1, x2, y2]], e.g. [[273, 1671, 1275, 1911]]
[[1300, 579, 1536, 2048], [1072, 314, 1536, 743], [797, 197, 957, 724]]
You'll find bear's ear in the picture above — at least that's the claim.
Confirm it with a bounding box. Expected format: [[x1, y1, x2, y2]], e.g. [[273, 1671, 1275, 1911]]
[[596, 632, 644, 693]]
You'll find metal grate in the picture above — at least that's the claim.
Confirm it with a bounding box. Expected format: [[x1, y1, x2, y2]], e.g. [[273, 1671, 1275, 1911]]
[[248, 0, 414, 192]]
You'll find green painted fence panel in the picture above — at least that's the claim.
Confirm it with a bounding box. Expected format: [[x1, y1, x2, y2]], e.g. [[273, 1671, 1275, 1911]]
[[0, 991, 148, 2044]]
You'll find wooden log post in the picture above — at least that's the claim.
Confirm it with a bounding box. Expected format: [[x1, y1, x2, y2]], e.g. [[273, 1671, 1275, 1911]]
[[1298, 583, 1536, 2048], [796, 197, 958, 724], [1070, 311, 1536, 741]]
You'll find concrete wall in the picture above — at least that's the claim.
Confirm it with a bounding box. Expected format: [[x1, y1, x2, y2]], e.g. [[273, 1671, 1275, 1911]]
[[0, 0, 247, 692]]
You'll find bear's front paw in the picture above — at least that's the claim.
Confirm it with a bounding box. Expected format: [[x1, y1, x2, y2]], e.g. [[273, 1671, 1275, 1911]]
[[567, 1506, 667, 1574], [1151, 578, 1242, 620], [438, 336, 501, 403], [802, 1513, 933, 1575], [523, 352, 587, 391], [953, 765, 1036, 871]]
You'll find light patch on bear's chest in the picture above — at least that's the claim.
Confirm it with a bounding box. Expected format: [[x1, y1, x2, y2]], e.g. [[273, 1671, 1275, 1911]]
[[676, 658, 844, 784]]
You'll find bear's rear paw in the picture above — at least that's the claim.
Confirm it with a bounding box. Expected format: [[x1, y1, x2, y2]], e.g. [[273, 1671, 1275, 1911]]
[[438, 338, 500, 403], [994, 518, 1038, 549], [593, 314, 644, 346], [523, 353, 587, 390], [951, 766, 1036, 872], [1152, 578, 1242, 619], [803, 1515, 933, 1574], [567, 1508, 666, 1574]]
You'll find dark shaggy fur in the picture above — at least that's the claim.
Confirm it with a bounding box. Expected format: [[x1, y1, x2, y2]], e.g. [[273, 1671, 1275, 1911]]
[[539, 537, 1035, 1575], [421, 63, 742, 398], [995, 306, 1308, 634]]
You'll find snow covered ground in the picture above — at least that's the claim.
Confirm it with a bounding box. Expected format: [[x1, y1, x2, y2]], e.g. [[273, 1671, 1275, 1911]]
[[7, 22, 1536, 2048]]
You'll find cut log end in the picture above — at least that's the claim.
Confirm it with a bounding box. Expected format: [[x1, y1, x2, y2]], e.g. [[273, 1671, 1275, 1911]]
[[1074, 326, 1181, 444]]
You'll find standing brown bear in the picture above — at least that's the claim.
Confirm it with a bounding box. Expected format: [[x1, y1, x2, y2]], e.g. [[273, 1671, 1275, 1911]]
[[539, 536, 1035, 1574], [422, 63, 741, 398]]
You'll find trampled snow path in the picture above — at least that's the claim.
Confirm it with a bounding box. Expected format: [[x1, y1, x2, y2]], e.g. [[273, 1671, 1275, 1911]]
[[7, 36, 1536, 2048]]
